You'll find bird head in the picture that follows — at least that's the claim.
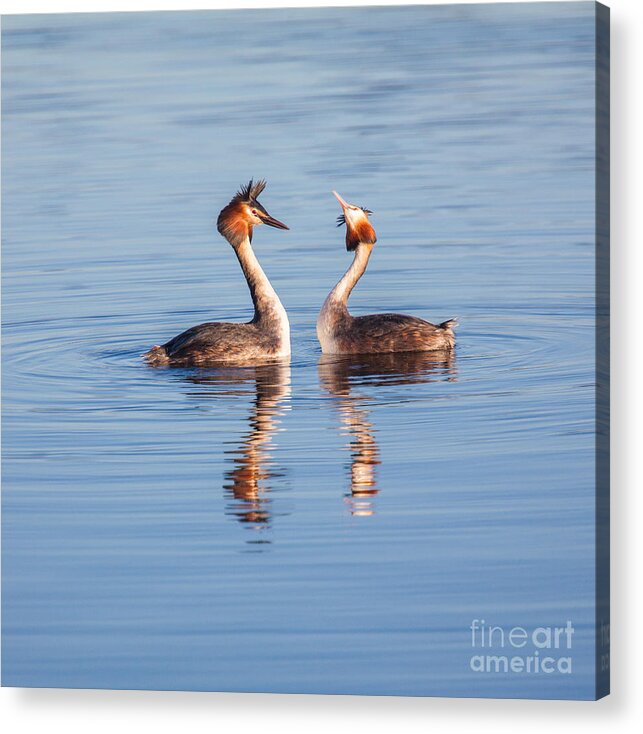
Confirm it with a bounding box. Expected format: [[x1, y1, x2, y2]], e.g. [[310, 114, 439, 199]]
[[332, 190, 377, 251], [217, 179, 289, 247]]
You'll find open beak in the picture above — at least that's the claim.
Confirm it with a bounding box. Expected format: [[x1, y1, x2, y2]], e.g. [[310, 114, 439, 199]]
[[332, 190, 349, 211], [259, 211, 289, 230]]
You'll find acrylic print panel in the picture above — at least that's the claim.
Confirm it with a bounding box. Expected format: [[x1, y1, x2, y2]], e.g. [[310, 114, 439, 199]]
[[1, 2, 609, 699]]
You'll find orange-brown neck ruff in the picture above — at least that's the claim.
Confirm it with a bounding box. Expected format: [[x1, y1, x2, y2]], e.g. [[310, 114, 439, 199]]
[[345, 219, 376, 251], [217, 202, 252, 247]]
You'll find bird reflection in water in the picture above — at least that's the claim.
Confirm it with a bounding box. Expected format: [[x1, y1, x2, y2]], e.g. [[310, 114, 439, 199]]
[[318, 351, 456, 517], [184, 362, 291, 545]]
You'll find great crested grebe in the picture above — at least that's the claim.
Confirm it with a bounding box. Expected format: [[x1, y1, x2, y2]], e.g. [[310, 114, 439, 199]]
[[145, 180, 290, 367], [316, 191, 457, 355]]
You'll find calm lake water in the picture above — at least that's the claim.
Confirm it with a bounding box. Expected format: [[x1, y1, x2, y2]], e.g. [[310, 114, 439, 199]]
[[2, 3, 599, 698]]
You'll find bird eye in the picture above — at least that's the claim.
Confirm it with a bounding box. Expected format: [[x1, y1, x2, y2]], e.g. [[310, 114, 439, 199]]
[[251, 209, 258, 215]]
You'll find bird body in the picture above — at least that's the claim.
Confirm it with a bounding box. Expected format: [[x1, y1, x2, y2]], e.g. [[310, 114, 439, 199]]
[[318, 307, 456, 356], [145, 180, 290, 367], [145, 318, 289, 368], [317, 191, 456, 355]]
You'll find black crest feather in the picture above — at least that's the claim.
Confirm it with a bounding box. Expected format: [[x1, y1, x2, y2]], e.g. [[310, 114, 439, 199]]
[[336, 207, 372, 227], [232, 178, 267, 204]]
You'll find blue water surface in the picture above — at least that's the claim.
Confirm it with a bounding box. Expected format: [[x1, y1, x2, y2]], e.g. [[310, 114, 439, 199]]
[[2, 3, 599, 698]]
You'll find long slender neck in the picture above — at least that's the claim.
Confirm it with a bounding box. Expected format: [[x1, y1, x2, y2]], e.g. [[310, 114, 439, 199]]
[[324, 242, 373, 312], [233, 236, 287, 325]]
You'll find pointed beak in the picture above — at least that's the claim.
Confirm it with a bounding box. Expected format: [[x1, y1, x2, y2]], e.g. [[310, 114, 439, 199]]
[[332, 190, 349, 211], [259, 211, 289, 230]]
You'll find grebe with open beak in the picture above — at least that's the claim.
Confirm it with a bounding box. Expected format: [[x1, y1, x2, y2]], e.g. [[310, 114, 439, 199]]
[[145, 180, 290, 367], [316, 190, 457, 355]]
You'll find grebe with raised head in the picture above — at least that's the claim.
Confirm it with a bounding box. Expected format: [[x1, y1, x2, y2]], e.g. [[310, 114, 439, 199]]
[[145, 180, 290, 367], [316, 190, 457, 355]]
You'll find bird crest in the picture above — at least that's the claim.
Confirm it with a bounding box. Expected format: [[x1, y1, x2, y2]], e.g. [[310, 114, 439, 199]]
[[231, 179, 267, 205], [336, 206, 372, 227]]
